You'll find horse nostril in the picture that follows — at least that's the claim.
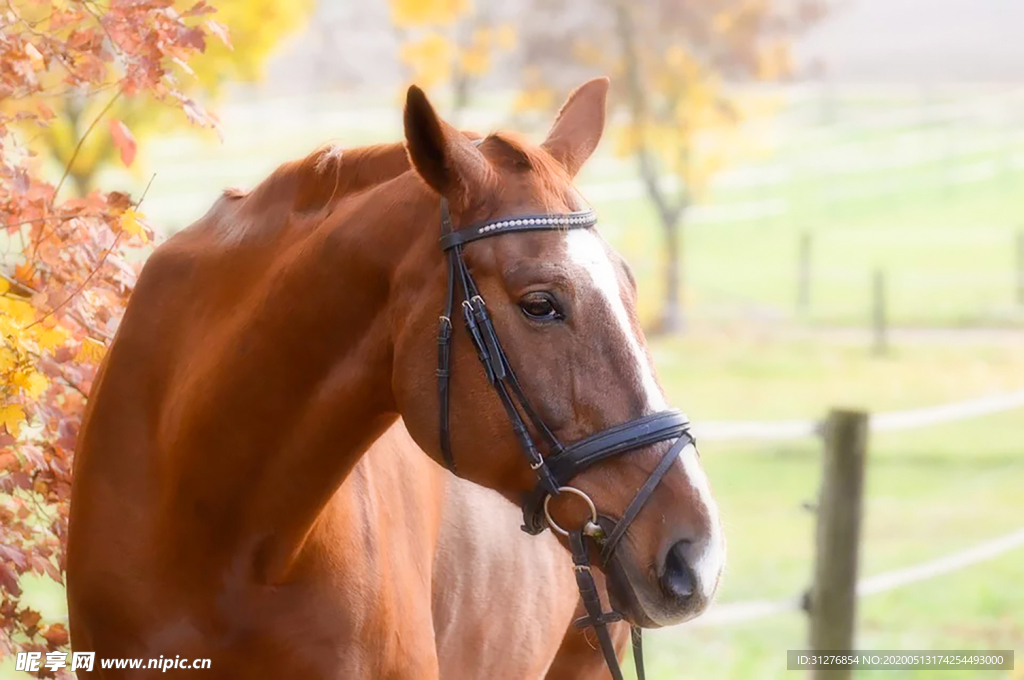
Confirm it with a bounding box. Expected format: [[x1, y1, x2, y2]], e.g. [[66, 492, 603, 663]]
[[661, 540, 695, 601]]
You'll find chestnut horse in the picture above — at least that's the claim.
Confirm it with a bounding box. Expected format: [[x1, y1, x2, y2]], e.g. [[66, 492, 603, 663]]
[[67, 78, 723, 678]]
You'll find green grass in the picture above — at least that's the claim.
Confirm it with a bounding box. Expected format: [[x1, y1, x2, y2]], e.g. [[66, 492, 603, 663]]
[[596, 152, 1024, 329], [621, 331, 1024, 680], [651, 331, 1024, 419]]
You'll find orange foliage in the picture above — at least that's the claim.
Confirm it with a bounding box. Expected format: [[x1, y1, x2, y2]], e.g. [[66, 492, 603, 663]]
[[1, 0, 218, 671]]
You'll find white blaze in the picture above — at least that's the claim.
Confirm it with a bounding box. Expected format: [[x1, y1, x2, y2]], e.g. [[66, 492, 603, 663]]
[[564, 228, 725, 599], [680, 442, 726, 599], [563, 229, 668, 413]]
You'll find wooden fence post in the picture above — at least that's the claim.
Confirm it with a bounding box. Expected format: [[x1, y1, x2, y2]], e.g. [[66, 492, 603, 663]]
[[809, 409, 869, 680], [872, 269, 887, 355], [798, 231, 812, 313], [1016, 229, 1024, 307]]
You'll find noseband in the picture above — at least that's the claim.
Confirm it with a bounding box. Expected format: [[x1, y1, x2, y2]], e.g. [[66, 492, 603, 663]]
[[435, 196, 696, 680]]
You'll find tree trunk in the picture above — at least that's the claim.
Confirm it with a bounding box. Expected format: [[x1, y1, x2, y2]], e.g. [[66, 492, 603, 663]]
[[659, 213, 685, 333], [612, 0, 689, 335]]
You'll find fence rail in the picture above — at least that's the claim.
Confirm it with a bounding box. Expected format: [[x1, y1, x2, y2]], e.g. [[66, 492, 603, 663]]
[[683, 387, 1024, 633], [695, 388, 1024, 442], [690, 527, 1024, 629]]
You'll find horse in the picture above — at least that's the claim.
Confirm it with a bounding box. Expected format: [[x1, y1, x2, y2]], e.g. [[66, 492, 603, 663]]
[[67, 77, 724, 678]]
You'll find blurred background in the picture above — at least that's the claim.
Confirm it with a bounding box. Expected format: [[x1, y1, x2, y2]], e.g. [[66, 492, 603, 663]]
[[6, 0, 1024, 678]]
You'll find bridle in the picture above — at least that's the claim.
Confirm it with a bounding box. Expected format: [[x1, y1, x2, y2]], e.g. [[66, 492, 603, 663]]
[[434, 193, 696, 680]]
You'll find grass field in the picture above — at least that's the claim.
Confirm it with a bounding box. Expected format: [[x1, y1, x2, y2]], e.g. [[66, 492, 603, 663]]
[[638, 409, 1024, 680], [632, 331, 1024, 679]]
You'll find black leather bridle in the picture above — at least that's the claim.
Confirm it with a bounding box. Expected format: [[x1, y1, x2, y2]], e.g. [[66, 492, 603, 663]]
[[435, 196, 696, 680]]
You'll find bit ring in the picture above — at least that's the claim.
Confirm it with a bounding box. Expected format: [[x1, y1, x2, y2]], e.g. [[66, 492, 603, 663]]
[[544, 486, 599, 537]]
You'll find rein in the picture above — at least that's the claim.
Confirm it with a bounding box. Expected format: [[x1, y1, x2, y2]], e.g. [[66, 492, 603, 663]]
[[434, 195, 696, 680]]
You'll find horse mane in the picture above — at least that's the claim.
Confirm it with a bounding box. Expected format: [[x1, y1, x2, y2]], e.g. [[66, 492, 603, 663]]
[[194, 131, 571, 247], [230, 141, 415, 214]]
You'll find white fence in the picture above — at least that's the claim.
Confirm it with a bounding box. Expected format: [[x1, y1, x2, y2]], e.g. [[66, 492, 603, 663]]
[[695, 388, 1024, 442]]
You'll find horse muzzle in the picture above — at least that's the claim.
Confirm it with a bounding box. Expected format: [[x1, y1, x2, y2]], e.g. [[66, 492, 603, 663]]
[[601, 514, 724, 628]]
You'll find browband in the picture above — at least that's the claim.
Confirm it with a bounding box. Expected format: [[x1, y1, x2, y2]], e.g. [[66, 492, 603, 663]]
[[439, 209, 597, 251]]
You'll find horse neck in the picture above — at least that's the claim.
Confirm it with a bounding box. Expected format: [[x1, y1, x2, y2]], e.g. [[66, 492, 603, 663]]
[[162, 173, 441, 582]]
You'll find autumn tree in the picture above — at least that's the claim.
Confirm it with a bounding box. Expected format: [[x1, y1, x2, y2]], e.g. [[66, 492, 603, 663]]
[[1, 1, 224, 670], [613, 0, 827, 332], [26, 0, 313, 196], [518, 0, 826, 332], [389, 0, 516, 120]]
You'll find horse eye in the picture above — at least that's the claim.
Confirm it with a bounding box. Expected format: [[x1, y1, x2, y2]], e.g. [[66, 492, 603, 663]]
[[518, 292, 563, 322]]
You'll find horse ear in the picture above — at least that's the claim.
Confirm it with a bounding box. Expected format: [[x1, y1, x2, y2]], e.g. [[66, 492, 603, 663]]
[[541, 77, 610, 178], [404, 85, 493, 208]]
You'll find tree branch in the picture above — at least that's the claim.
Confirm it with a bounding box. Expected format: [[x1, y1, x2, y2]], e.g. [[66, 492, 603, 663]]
[[52, 87, 122, 199], [612, 0, 684, 231], [25, 232, 122, 331]]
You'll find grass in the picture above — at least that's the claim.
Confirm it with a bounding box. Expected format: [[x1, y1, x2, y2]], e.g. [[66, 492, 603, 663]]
[[641, 542, 1024, 680], [597, 154, 1024, 329], [622, 331, 1024, 680], [652, 329, 1024, 419]]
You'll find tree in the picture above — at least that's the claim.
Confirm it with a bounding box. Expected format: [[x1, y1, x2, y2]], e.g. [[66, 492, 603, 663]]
[[389, 0, 516, 120], [22, 0, 313, 196], [518, 0, 826, 332], [1, 1, 222, 670], [611, 0, 824, 332]]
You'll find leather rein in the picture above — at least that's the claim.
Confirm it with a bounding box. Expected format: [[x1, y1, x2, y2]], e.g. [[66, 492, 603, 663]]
[[435, 197, 695, 680]]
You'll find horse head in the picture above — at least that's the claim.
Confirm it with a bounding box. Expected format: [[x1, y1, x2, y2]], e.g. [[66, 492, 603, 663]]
[[391, 79, 725, 627]]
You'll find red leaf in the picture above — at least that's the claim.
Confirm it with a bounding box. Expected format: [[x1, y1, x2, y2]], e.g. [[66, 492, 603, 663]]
[[43, 623, 69, 647], [0, 565, 21, 597], [19, 607, 42, 631], [108, 118, 136, 167], [205, 20, 232, 49], [183, 0, 215, 16]]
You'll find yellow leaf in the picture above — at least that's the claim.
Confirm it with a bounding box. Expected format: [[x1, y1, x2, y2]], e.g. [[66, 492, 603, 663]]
[[471, 27, 493, 47], [459, 45, 489, 77], [0, 347, 16, 373], [494, 25, 516, 50], [712, 10, 735, 33], [0, 296, 36, 326], [399, 33, 455, 89], [0, 404, 26, 438], [9, 370, 48, 399], [390, 0, 468, 26], [75, 337, 107, 364], [37, 326, 69, 352], [24, 43, 45, 71], [25, 372, 48, 399], [0, 277, 9, 295], [120, 207, 148, 243], [11, 371, 31, 391]]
